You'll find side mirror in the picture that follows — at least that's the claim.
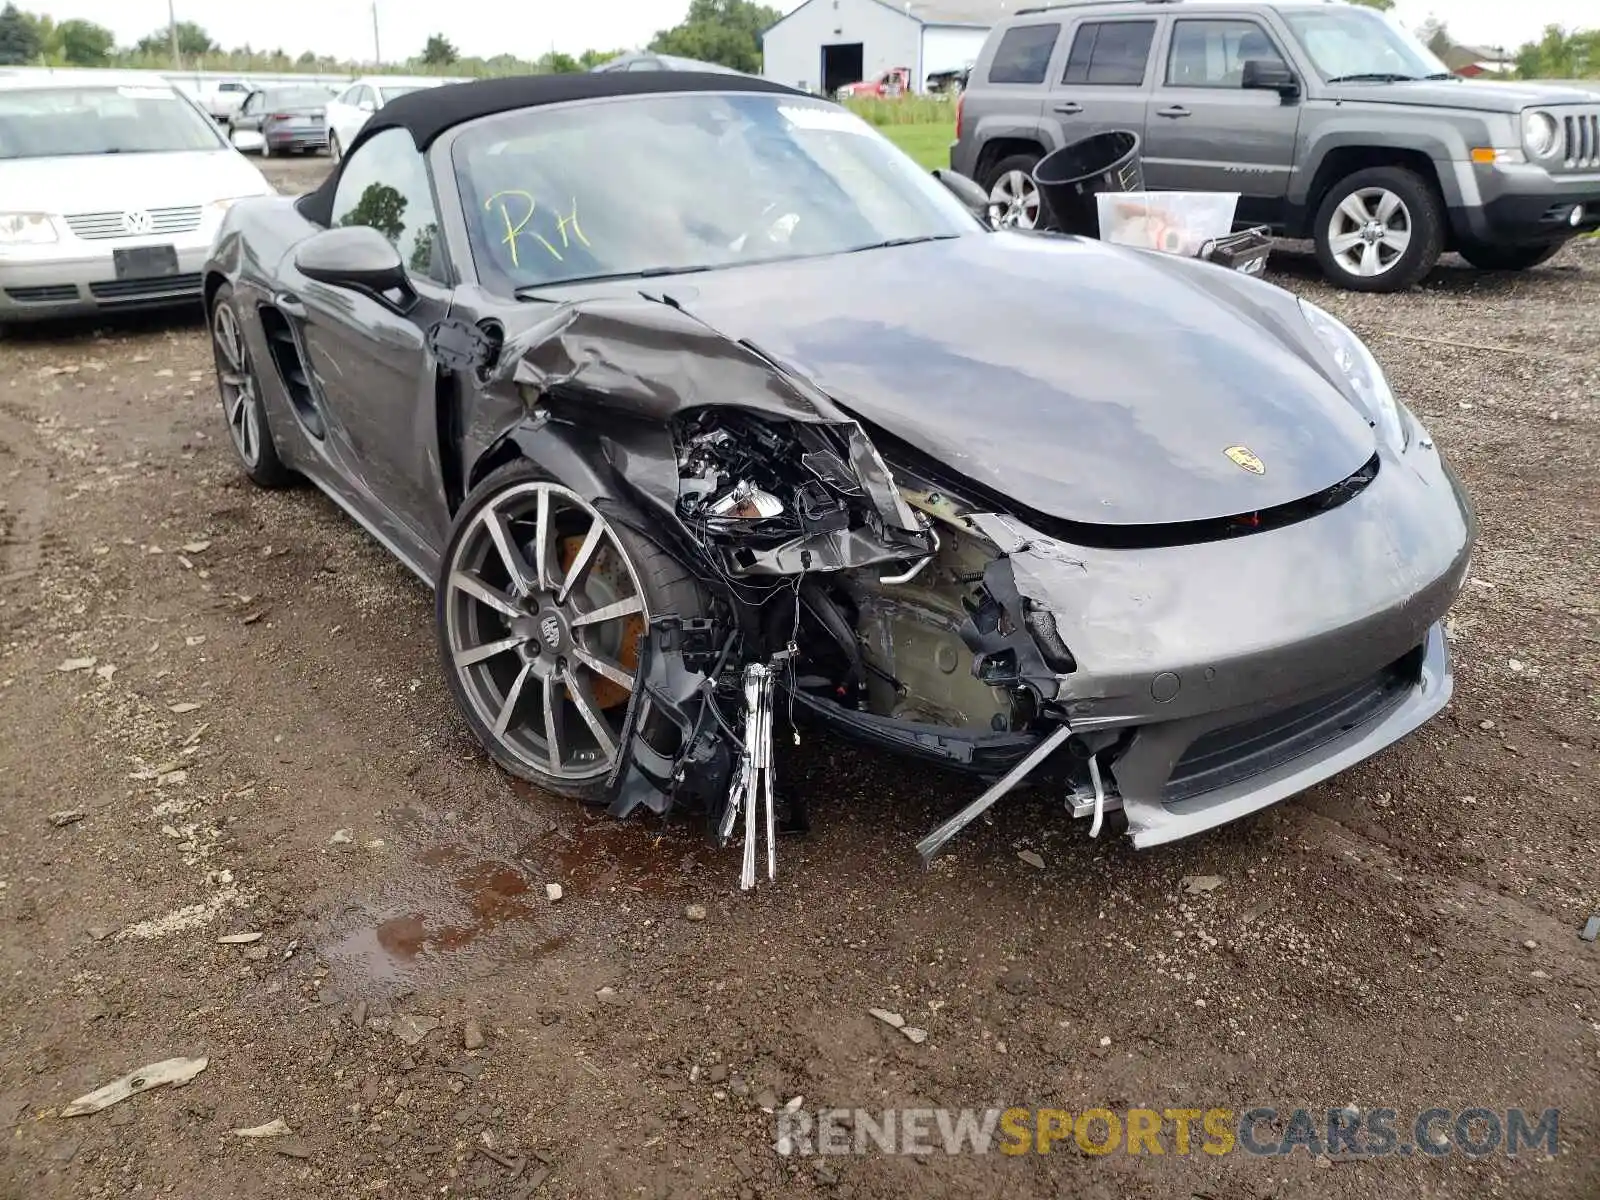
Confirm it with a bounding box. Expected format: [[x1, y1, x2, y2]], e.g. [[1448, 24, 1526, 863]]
[[295, 226, 410, 300], [1242, 58, 1299, 99], [358, 99, 376, 113], [932, 169, 995, 224]]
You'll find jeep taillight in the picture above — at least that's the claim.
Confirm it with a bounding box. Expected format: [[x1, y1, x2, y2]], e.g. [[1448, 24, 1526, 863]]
[[955, 90, 965, 141]]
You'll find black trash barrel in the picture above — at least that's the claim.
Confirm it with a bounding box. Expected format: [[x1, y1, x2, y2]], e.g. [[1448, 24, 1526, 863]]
[[1031, 130, 1144, 236]]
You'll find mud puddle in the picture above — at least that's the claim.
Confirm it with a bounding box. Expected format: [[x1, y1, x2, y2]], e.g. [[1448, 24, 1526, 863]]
[[319, 802, 724, 994]]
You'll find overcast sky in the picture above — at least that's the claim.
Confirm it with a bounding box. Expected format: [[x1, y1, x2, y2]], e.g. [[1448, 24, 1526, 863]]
[[23, 0, 1596, 63]]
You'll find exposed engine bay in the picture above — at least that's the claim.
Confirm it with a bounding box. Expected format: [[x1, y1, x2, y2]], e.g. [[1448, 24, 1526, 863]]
[[601, 407, 1106, 888]]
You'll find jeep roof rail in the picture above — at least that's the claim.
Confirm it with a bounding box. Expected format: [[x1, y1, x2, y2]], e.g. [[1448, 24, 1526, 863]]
[[1012, 0, 1183, 15], [1011, 0, 1347, 14]]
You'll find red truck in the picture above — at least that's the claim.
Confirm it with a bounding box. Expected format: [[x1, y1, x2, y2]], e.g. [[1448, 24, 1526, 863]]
[[835, 67, 912, 100]]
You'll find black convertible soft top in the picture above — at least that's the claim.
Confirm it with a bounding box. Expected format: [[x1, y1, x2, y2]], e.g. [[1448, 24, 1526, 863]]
[[299, 71, 803, 228]]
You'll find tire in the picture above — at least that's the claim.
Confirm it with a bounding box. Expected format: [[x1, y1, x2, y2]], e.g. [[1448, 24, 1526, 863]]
[[982, 152, 1043, 230], [1313, 166, 1444, 293], [1459, 241, 1565, 272], [208, 283, 293, 489], [329, 133, 342, 162], [436, 460, 708, 804], [259, 136, 271, 159]]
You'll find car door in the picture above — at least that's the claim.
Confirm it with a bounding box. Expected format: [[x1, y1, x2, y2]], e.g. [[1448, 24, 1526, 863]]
[[281, 127, 456, 560], [327, 85, 358, 147], [1044, 17, 1158, 151], [1142, 15, 1302, 225], [233, 90, 264, 132]]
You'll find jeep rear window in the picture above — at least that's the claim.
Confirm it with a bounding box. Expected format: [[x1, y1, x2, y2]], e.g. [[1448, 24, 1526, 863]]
[[988, 24, 1060, 85], [1063, 20, 1156, 86]]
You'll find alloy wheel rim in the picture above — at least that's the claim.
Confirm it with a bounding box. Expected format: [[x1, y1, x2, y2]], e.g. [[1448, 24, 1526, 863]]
[[1328, 187, 1412, 278], [989, 170, 1040, 230], [212, 302, 261, 468], [444, 482, 648, 783]]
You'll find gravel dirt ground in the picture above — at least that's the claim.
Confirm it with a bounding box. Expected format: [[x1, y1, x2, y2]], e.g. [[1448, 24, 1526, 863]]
[[1, 154, 1596, 1200]]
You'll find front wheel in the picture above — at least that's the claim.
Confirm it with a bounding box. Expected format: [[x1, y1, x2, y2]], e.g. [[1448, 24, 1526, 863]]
[[329, 132, 343, 162], [1312, 166, 1444, 293], [983, 153, 1042, 230], [435, 462, 707, 804], [259, 135, 271, 159], [1459, 241, 1565, 272], [209, 284, 292, 489]]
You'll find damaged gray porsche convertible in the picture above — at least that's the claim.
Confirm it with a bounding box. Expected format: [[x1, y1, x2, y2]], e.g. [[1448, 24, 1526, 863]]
[[204, 73, 1474, 884]]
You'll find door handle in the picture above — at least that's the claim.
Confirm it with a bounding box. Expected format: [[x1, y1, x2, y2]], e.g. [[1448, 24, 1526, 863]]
[[1157, 105, 1192, 119], [275, 292, 307, 318], [1052, 102, 1083, 114]]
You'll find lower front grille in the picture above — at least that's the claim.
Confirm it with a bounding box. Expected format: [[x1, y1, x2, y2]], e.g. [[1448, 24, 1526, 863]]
[[5, 284, 79, 303], [1162, 649, 1422, 803], [89, 273, 203, 302]]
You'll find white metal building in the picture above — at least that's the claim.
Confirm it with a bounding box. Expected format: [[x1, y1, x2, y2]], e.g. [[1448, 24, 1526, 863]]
[[762, 0, 1014, 96]]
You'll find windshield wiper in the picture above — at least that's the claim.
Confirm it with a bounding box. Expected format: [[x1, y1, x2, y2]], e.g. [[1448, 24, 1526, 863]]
[[1422, 72, 1459, 80], [513, 263, 719, 297], [1326, 72, 1420, 83], [844, 233, 961, 254]]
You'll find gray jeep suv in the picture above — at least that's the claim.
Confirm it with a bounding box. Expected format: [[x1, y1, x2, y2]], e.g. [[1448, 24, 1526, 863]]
[[951, 0, 1600, 291]]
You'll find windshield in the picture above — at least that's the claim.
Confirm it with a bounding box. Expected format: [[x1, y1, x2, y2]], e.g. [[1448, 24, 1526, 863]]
[[1282, 7, 1451, 81], [0, 85, 224, 159], [264, 87, 334, 110], [452, 92, 976, 291]]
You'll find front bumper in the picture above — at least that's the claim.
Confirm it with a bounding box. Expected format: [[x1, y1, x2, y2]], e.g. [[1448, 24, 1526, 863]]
[[1116, 623, 1450, 847], [963, 421, 1473, 849], [1450, 161, 1600, 245], [0, 234, 214, 322]]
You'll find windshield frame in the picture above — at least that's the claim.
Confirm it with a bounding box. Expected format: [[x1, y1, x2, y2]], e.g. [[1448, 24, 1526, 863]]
[[0, 84, 228, 160], [432, 90, 981, 295], [1279, 6, 1452, 83]]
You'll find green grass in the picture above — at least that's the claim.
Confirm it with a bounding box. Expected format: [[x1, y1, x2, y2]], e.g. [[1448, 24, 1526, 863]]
[[878, 122, 956, 171]]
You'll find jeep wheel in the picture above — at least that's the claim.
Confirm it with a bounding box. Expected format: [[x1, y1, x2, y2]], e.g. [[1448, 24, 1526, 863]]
[[1313, 167, 1443, 293], [984, 154, 1042, 230], [1459, 241, 1565, 272]]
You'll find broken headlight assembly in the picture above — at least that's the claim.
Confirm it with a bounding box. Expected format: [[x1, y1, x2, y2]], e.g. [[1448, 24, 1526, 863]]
[[674, 409, 930, 576], [1299, 299, 1407, 451]]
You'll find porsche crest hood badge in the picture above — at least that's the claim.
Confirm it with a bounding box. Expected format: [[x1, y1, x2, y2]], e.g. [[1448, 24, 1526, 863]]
[[1225, 445, 1266, 475]]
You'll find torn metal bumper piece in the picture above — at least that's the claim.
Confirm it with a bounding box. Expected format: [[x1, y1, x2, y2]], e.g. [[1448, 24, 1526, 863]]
[[914, 724, 1073, 863]]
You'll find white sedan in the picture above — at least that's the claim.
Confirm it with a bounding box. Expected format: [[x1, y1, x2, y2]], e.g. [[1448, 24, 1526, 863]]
[[0, 71, 274, 325], [324, 76, 454, 161]]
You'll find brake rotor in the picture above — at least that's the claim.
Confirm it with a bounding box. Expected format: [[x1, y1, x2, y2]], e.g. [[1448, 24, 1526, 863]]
[[559, 534, 642, 710]]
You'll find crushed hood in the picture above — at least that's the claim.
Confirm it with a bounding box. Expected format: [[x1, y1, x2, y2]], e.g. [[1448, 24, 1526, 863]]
[[647, 234, 1377, 528]]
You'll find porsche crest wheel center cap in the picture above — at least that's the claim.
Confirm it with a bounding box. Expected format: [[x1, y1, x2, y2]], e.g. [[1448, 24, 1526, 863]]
[[540, 613, 562, 650], [532, 607, 569, 653]]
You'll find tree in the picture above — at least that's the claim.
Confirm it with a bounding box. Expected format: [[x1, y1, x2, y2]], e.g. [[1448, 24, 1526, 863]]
[[0, 3, 42, 65], [339, 183, 407, 244], [649, 0, 781, 74], [57, 18, 114, 66], [579, 47, 627, 70], [421, 33, 458, 66], [536, 50, 580, 74], [1513, 26, 1600, 78], [1415, 18, 1452, 59], [135, 20, 216, 59], [1347, 0, 1394, 9]]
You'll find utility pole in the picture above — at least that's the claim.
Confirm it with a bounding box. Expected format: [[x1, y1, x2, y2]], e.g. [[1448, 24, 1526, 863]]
[[371, 1, 381, 66], [167, 0, 180, 68]]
